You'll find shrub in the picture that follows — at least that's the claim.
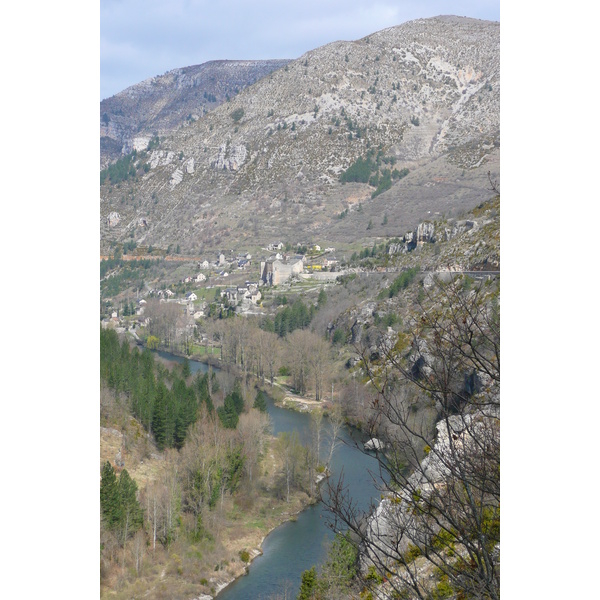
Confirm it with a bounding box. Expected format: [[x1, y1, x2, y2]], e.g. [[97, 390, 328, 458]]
[[340, 156, 376, 183], [332, 328, 346, 344], [365, 565, 383, 584], [230, 108, 245, 123], [431, 577, 454, 599], [239, 550, 250, 563], [404, 544, 421, 563]]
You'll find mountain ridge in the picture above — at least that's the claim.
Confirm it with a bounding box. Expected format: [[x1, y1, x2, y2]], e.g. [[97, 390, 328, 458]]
[[101, 59, 292, 168], [100, 16, 499, 256]]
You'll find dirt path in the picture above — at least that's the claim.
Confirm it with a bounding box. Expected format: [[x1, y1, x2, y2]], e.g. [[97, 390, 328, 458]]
[[272, 380, 329, 412]]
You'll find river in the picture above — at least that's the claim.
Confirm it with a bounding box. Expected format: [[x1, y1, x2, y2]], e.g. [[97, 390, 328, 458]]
[[155, 352, 384, 600]]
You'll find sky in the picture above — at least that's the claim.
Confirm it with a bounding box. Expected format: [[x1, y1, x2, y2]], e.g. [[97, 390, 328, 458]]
[[101, 0, 500, 100]]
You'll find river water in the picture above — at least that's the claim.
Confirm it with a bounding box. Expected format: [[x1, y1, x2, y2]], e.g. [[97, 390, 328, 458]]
[[155, 352, 384, 599]]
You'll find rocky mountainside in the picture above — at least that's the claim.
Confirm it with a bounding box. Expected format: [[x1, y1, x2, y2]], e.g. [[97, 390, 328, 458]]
[[100, 59, 291, 168], [100, 16, 499, 256]]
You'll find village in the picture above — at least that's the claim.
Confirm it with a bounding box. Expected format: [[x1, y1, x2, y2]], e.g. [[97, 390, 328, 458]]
[[101, 241, 342, 338]]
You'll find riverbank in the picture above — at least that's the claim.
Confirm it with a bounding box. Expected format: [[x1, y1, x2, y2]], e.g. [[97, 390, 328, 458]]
[[100, 421, 318, 600], [100, 343, 341, 599]]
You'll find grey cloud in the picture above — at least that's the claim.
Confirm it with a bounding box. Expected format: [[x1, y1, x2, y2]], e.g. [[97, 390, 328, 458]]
[[101, 0, 499, 99]]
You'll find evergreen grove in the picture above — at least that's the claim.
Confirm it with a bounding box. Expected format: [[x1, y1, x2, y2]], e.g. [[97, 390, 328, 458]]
[[101, 328, 215, 450], [100, 461, 144, 544]]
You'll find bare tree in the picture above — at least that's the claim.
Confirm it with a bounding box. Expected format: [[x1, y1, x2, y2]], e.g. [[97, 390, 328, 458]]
[[261, 329, 282, 386], [307, 333, 333, 401], [237, 409, 271, 484], [324, 276, 500, 600], [286, 329, 312, 396], [132, 530, 145, 576], [324, 402, 345, 471], [275, 431, 304, 503], [286, 329, 333, 399], [145, 299, 185, 351]]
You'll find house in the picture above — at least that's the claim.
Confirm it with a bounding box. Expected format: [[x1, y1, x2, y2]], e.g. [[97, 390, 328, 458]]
[[165, 289, 174, 297], [195, 273, 207, 282], [221, 288, 239, 303], [267, 242, 284, 251], [260, 256, 304, 286], [186, 292, 198, 302], [199, 260, 210, 270], [248, 288, 262, 304]]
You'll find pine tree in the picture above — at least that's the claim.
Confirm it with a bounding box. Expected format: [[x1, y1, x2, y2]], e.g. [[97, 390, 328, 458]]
[[253, 390, 268, 412], [181, 358, 191, 379], [152, 382, 168, 450], [117, 469, 144, 543], [298, 566, 317, 600], [100, 461, 121, 529], [217, 395, 239, 429], [230, 381, 244, 415], [317, 288, 327, 307]]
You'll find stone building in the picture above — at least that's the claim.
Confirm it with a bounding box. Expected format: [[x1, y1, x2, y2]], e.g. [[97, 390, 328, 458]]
[[260, 256, 304, 286]]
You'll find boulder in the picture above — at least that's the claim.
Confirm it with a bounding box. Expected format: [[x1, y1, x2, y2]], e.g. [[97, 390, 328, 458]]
[[364, 438, 386, 451]]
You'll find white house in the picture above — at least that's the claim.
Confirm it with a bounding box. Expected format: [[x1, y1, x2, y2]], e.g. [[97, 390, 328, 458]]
[[195, 273, 207, 282], [186, 292, 198, 302]]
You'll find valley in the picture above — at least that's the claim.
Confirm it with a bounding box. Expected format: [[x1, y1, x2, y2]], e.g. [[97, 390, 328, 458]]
[[100, 15, 500, 600]]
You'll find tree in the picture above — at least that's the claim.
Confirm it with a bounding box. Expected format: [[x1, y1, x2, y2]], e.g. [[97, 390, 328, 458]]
[[324, 276, 500, 600], [307, 333, 332, 401], [275, 431, 304, 503], [117, 469, 144, 544], [253, 389, 268, 412], [151, 381, 169, 449], [100, 461, 121, 530], [181, 357, 191, 379], [217, 394, 239, 429], [317, 288, 327, 307], [231, 107, 245, 122], [100, 462, 143, 546], [324, 402, 344, 471], [237, 409, 271, 484], [298, 566, 317, 600]]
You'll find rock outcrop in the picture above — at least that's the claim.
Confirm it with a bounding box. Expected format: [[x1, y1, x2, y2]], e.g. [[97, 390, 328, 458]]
[[100, 59, 291, 168]]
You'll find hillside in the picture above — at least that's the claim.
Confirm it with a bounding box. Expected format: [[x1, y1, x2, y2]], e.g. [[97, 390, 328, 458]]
[[100, 15, 499, 262], [100, 59, 292, 168]]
